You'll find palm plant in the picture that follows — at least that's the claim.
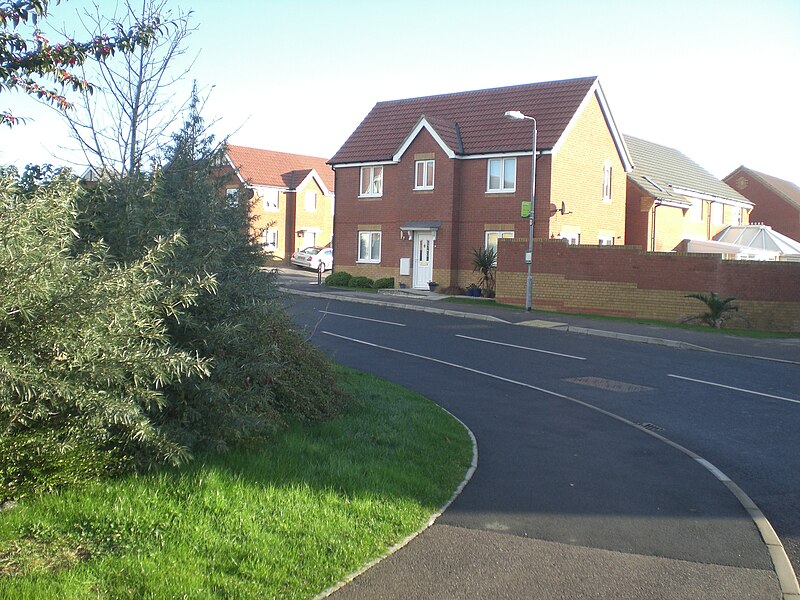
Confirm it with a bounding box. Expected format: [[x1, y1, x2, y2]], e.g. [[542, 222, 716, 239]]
[[685, 292, 739, 328], [471, 247, 497, 294]]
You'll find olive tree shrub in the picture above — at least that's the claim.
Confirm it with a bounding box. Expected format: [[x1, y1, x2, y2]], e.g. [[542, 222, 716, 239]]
[[0, 171, 213, 500]]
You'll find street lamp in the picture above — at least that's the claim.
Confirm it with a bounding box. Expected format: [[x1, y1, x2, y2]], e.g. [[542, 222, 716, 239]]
[[504, 110, 537, 311]]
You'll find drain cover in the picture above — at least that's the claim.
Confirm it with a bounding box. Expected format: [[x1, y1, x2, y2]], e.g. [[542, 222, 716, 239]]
[[564, 376, 653, 393], [637, 422, 665, 432]]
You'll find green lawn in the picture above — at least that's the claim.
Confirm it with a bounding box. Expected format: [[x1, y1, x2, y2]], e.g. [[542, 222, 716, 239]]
[[0, 367, 473, 599]]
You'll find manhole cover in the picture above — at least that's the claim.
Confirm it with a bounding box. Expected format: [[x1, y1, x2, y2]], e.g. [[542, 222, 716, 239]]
[[564, 377, 653, 393]]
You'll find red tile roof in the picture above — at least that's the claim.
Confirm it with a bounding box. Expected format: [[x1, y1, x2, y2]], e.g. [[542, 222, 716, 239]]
[[726, 166, 800, 211], [226, 144, 334, 193], [329, 76, 598, 165]]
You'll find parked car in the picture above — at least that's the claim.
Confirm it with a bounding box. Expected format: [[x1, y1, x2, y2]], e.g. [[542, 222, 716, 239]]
[[290, 247, 333, 272]]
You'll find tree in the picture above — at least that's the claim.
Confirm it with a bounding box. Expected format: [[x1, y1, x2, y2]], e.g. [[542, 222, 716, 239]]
[[0, 0, 169, 127], [59, 0, 196, 177], [0, 168, 215, 500], [79, 91, 345, 454]]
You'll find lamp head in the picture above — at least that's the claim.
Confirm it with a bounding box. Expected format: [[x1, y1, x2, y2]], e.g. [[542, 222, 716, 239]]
[[504, 110, 526, 121]]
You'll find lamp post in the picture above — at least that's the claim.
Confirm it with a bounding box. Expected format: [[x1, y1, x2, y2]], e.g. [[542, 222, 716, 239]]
[[504, 110, 537, 311]]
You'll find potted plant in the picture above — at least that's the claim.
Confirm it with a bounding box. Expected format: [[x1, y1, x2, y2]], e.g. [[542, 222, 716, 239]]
[[466, 283, 481, 297]]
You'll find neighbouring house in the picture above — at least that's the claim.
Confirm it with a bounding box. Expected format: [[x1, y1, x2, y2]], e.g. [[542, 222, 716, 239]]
[[723, 166, 800, 243], [221, 144, 335, 262], [624, 135, 753, 254], [328, 76, 633, 290]]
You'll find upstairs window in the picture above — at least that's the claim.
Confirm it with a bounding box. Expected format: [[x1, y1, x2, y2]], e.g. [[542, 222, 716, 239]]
[[226, 188, 239, 208], [710, 202, 723, 225], [305, 191, 317, 212], [487, 158, 516, 193], [262, 188, 279, 211], [414, 160, 435, 190], [598, 236, 614, 246], [689, 198, 704, 223], [602, 161, 613, 202], [561, 232, 581, 245], [360, 166, 383, 197]]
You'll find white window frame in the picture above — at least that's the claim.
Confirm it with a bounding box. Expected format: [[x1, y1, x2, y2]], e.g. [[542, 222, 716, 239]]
[[357, 231, 381, 263], [261, 187, 279, 211], [484, 230, 514, 266], [226, 188, 239, 208], [602, 161, 613, 202], [689, 198, 704, 223], [561, 232, 581, 245], [486, 158, 516, 193], [598, 236, 614, 246], [710, 202, 723, 226], [414, 160, 435, 190], [261, 229, 278, 251], [305, 191, 317, 212], [359, 166, 383, 197]]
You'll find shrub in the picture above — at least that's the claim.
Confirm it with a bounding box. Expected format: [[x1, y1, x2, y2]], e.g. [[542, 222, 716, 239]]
[[75, 97, 345, 458], [349, 276, 374, 288], [325, 271, 352, 287], [472, 247, 497, 292], [683, 292, 742, 328], [372, 277, 395, 289], [0, 172, 212, 498]]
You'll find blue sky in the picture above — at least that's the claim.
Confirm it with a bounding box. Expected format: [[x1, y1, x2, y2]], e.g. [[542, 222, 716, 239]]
[[2, 0, 799, 183]]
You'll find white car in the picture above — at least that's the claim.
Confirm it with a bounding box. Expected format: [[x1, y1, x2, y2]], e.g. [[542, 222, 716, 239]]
[[290, 247, 333, 272]]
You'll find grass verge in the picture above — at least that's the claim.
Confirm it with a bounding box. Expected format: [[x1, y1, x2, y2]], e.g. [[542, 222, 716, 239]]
[[0, 366, 473, 599], [443, 297, 797, 338]]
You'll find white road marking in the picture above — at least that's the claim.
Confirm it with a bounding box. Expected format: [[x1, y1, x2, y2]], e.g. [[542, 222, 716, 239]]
[[456, 334, 586, 360], [668, 374, 800, 405], [319, 311, 406, 327], [320, 331, 799, 596]]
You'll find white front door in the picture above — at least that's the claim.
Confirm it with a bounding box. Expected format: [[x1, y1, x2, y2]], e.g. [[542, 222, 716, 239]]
[[413, 232, 434, 289]]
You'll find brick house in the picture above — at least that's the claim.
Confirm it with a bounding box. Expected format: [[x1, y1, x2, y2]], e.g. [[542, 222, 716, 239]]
[[723, 166, 800, 243], [328, 76, 632, 290], [222, 144, 334, 262], [624, 135, 753, 254]]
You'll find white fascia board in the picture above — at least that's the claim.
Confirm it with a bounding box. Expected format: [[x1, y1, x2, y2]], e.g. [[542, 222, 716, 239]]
[[551, 79, 634, 173], [330, 160, 397, 169], [224, 152, 249, 186], [670, 186, 754, 209], [654, 197, 693, 209], [393, 117, 456, 161], [295, 169, 332, 197]]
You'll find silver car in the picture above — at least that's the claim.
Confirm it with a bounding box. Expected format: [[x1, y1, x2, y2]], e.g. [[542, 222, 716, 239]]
[[290, 247, 333, 272]]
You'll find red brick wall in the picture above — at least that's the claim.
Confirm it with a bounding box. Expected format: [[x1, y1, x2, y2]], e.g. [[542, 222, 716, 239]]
[[496, 238, 800, 331], [725, 169, 800, 241]]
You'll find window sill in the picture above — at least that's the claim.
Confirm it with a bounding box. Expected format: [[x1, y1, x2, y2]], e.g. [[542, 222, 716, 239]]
[[356, 260, 381, 264], [485, 190, 516, 196], [358, 194, 383, 199]]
